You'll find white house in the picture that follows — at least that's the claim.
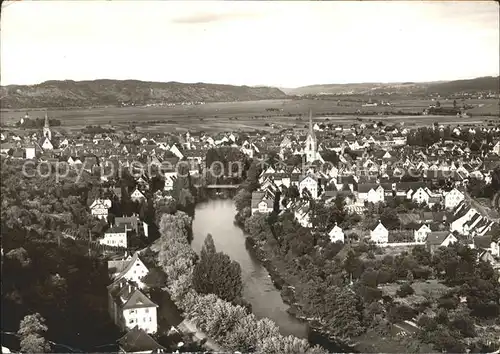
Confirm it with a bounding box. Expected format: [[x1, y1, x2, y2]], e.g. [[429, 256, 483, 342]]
[[59, 138, 69, 148], [450, 206, 479, 235], [90, 199, 110, 220], [100, 225, 127, 248], [414, 224, 431, 243], [426, 232, 457, 253], [299, 175, 319, 200], [108, 252, 150, 289], [107, 281, 158, 334], [492, 141, 500, 156], [250, 191, 274, 215], [328, 166, 339, 179], [328, 224, 345, 243], [411, 187, 431, 205], [40, 137, 54, 150], [444, 188, 465, 210], [241, 141, 259, 158], [121, 289, 158, 334], [163, 172, 177, 192], [491, 240, 500, 257], [169, 144, 184, 159], [357, 184, 384, 204], [25, 145, 36, 159], [131, 188, 146, 202], [367, 185, 385, 204], [294, 203, 312, 228], [370, 221, 389, 244], [156, 140, 170, 151]]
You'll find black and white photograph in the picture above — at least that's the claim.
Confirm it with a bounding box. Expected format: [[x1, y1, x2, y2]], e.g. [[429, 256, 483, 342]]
[[1, 1, 499, 353]]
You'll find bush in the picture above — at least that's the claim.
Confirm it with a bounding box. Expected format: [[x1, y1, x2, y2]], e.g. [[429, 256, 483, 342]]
[[396, 283, 415, 298], [450, 314, 476, 338], [359, 285, 383, 303], [412, 266, 432, 280], [437, 296, 459, 310]]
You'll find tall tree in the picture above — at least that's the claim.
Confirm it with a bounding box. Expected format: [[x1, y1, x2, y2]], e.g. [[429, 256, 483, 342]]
[[18, 313, 51, 353], [193, 234, 243, 303]]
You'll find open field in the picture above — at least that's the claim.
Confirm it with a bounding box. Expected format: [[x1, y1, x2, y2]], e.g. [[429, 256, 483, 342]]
[[1, 98, 498, 133], [379, 279, 450, 299]]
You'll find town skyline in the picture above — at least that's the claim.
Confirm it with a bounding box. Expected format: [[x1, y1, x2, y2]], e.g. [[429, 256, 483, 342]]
[[1, 1, 499, 87]]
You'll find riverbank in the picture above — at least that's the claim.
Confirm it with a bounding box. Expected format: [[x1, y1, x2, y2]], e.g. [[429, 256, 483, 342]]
[[244, 237, 356, 353], [192, 200, 309, 340]]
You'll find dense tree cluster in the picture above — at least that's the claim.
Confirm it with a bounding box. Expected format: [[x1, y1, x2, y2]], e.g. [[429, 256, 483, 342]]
[[0, 157, 156, 352], [1, 159, 108, 241], [467, 167, 500, 199], [2, 224, 122, 352], [243, 205, 500, 352], [407, 125, 498, 152], [205, 147, 249, 185], [18, 313, 51, 353], [193, 234, 244, 304], [156, 212, 326, 353]]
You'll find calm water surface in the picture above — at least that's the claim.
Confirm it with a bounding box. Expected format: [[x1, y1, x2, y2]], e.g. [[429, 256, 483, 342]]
[[192, 199, 308, 339]]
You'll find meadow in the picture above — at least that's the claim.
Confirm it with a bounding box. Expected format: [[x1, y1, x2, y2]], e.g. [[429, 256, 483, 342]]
[[1, 98, 498, 133]]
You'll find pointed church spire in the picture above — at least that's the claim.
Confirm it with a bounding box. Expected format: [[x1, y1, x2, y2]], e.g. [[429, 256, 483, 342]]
[[309, 108, 313, 135], [43, 111, 52, 141]]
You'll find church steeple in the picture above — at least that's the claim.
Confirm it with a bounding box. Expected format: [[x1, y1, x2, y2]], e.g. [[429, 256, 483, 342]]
[[305, 109, 317, 163], [308, 108, 313, 136], [43, 111, 52, 141], [44, 112, 50, 128]]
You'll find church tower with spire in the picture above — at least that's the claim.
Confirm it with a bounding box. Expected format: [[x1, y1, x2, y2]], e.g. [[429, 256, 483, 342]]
[[304, 109, 317, 163], [43, 112, 52, 141]]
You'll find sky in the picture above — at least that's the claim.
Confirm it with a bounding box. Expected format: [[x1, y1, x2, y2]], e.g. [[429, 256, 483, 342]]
[[1, 1, 499, 88]]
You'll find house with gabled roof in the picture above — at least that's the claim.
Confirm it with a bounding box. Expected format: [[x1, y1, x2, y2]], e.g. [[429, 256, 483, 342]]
[[329, 224, 345, 243], [299, 175, 320, 200], [100, 225, 127, 248], [115, 215, 149, 238], [473, 234, 500, 258], [370, 221, 388, 244], [251, 191, 274, 215], [163, 172, 177, 192], [450, 203, 482, 236], [107, 279, 158, 334], [444, 188, 465, 210], [117, 326, 165, 354], [90, 198, 111, 220], [493, 141, 500, 156], [131, 188, 146, 202], [108, 252, 150, 289], [294, 201, 312, 228], [414, 224, 432, 243], [357, 183, 384, 204], [426, 231, 457, 253], [169, 144, 183, 160]]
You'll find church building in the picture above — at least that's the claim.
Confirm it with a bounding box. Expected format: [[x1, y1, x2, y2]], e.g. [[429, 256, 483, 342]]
[[304, 109, 323, 164], [39, 112, 54, 150]]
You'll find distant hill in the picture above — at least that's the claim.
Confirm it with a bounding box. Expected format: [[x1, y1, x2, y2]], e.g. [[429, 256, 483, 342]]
[[0, 79, 287, 109], [425, 76, 500, 95], [284, 76, 499, 96]]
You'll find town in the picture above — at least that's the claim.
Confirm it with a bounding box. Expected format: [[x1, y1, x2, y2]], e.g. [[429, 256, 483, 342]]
[[2, 1, 500, 353], [1, 104, 499, 353]]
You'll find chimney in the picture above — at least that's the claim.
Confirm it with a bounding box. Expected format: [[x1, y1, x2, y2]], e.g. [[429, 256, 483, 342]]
[[128, 283, 132, 293]]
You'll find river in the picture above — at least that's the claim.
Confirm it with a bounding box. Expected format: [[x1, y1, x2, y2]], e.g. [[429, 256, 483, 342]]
[[191, 199, 309, 339]]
